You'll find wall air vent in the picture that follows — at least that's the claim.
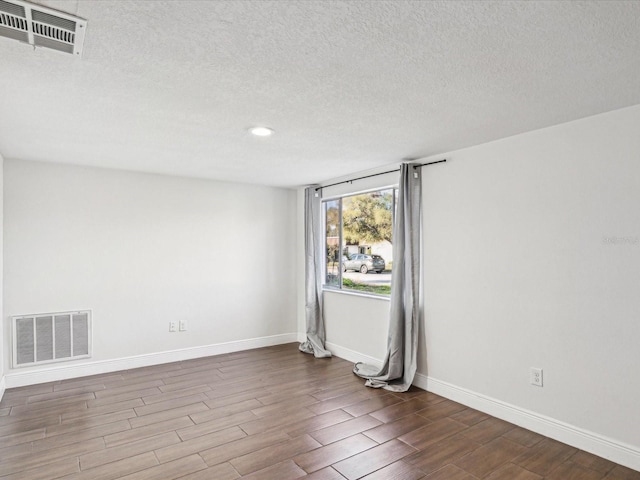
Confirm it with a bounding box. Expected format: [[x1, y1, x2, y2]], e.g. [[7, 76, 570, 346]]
[[0, 0, 86, 56], [12, 310, 92, 367]]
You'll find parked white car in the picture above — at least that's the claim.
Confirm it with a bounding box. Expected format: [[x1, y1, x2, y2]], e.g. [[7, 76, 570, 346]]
[[343, 254, 385, 274]]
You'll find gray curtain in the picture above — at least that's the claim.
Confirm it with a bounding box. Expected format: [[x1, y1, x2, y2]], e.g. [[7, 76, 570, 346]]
[[354, 163, 421, 391], [299, 186, 332, 358]]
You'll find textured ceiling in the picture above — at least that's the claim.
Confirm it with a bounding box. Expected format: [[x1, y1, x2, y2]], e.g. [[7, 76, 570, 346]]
[[1, 0, 639, 188]]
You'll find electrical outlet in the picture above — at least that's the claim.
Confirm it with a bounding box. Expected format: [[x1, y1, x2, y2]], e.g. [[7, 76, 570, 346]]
[[179, 320, 187, 332], [169, 321, 178, 332], [530, 367, 543, 387]]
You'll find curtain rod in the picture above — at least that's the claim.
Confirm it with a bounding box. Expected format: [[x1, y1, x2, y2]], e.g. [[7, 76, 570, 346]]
[[315, 159, 446, 192]]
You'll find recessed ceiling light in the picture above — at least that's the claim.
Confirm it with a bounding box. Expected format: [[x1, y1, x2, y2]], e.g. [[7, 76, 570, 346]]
[[248, 126, 274, 137]]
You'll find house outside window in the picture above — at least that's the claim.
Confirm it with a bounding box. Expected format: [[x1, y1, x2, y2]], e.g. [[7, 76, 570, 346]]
[[324, 187, 397, 296]]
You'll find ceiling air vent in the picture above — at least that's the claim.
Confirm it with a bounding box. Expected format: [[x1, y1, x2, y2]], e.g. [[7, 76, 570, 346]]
[[0, 0, 86, 56]]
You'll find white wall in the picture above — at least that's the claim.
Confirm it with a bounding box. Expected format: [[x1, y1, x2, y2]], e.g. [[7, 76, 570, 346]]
[[314, 105, 640, 467], [0, 153, 4, 401], [4, 160, 297, 383], [423, 104, 640, 446], [323, 291, 389, 363]]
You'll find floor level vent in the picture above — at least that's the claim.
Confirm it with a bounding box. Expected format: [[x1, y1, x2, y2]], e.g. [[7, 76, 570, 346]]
[[12, 310, 92, 368], [0, 0, 87, 56]]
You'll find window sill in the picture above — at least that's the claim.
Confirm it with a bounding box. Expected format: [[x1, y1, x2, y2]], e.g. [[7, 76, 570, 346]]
[[322, 286, 391, 301]]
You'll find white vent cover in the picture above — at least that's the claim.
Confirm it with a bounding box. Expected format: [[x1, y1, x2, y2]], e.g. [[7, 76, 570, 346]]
[[12, 310, 92, 367], [0, 0, 86, 56]]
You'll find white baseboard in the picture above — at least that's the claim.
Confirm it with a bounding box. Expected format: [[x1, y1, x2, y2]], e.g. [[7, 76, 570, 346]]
[[325, 341, 383, 369], [4, 333, 298, 389], [0, 375, 5, 403], [414, 373, 640, 473]]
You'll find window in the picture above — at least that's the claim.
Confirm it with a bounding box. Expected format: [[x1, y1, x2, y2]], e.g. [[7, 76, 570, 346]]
[[324, 188, 397, 295]]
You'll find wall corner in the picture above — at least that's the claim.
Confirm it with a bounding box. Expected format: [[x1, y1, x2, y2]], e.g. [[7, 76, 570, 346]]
[[296, 186, 306, 341]]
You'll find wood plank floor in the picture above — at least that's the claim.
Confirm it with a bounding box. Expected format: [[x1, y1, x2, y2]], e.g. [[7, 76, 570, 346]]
[[1, 343, 638, 479]]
